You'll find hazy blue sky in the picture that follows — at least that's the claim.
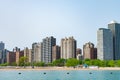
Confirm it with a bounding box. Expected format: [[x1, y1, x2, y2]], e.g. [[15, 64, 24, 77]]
[[0, 0, 120, 50]]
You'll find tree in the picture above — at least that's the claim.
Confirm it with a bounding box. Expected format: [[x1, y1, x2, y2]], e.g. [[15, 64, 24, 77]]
[[0, 63, 8, 66], [79, 60, 83, 65], [91, 59, 101, 66], [116, 60, 120, 67], [34, 62, 45, 67], [19, 57, 28, 66], [84, 59, 91, 66], [99, 60, 106, 67], [108, 60, 115, 67], [47, 63, 54, 66], [65, 58, 79, 67], [52, 59, 65, 66], [10, 62, 17, 66]]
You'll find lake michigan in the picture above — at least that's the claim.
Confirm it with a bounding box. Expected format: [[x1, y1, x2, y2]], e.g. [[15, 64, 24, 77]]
[[0, 70, 120, 80]]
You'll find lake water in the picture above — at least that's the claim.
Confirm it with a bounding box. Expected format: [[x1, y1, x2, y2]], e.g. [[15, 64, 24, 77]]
[[0, 70, 120, 80]]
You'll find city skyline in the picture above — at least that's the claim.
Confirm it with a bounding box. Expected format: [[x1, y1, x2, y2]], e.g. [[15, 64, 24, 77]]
[[0, 0, 120, 50]]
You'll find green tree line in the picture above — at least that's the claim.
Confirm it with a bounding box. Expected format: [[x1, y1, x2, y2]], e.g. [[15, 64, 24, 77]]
[[1, 57, 120, 67]]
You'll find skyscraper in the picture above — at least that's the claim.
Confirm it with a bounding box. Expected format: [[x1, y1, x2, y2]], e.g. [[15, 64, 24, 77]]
[[97, 28, 113, 60], [61, 36, 76, 59], [0, 42, 7, 64], [0, 41, 5, 50], [42, 36, 56, 63], [108, 21, 120, 60], [83, 42, 97, 59], [0, 49, 8, 64]]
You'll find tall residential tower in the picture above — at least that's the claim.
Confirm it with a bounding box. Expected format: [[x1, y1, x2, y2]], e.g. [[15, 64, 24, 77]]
[[83, 42, 97, 59], [61, 36, 76, 59], [42, 36, 56, 63], [32, 43, 43, 62]]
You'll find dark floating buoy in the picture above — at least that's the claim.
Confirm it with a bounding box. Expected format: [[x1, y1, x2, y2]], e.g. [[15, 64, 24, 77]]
[[44, 72, 46, 74], [110, 72, 113, 74], [89, 72, 92, 74], [18, 73, 21, 74], [67, 72, 69, 74]]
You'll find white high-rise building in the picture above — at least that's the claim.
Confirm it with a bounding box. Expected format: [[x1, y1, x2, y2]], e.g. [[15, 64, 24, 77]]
[[32, 43, 43, 62], [97, 28, 113, 60], [61, 36, 76, 59]]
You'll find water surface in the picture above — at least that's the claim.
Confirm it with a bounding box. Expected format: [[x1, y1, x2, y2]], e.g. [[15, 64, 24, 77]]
[[0, 70, 120, 80]]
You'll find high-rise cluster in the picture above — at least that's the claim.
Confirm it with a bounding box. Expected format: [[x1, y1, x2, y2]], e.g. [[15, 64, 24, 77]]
[[0, 20, 120, 65], [4, 36, 78, 65], [97, 20, 120, 60]]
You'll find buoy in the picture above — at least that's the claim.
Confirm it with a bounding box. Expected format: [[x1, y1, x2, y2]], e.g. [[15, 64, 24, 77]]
[[67, 72, 69, 74], [18, 73, 21, 74], [44, 72, 46, 74], [89, 72, 92, 74]]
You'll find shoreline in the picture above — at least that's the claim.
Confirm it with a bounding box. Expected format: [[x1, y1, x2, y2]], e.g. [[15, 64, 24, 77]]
[[0, 67, 120, 70]]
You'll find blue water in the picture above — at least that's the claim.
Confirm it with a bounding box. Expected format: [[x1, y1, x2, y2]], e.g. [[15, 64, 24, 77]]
[[0, 70, 120, 80]]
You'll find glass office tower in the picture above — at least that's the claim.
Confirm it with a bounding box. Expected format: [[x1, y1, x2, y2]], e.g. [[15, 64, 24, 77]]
[[108, 21, 120, 60]]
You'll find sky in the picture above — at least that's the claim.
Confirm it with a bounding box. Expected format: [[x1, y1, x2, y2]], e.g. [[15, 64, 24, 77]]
[[0, 0, 120, 51]]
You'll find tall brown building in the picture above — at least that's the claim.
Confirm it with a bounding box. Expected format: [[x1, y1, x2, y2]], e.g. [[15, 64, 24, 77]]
[[16, 51, 24, 65], [7, 52, 16, 65], [52, 45, 60, 61], [76, 48, 82, 55], [7, 47, 24, 65], [24, 47, 32, 63], [83, 42, 97, 59]]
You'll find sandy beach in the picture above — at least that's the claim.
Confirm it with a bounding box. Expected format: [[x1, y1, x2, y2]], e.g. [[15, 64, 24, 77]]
[[0, 66, 120, 70]]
